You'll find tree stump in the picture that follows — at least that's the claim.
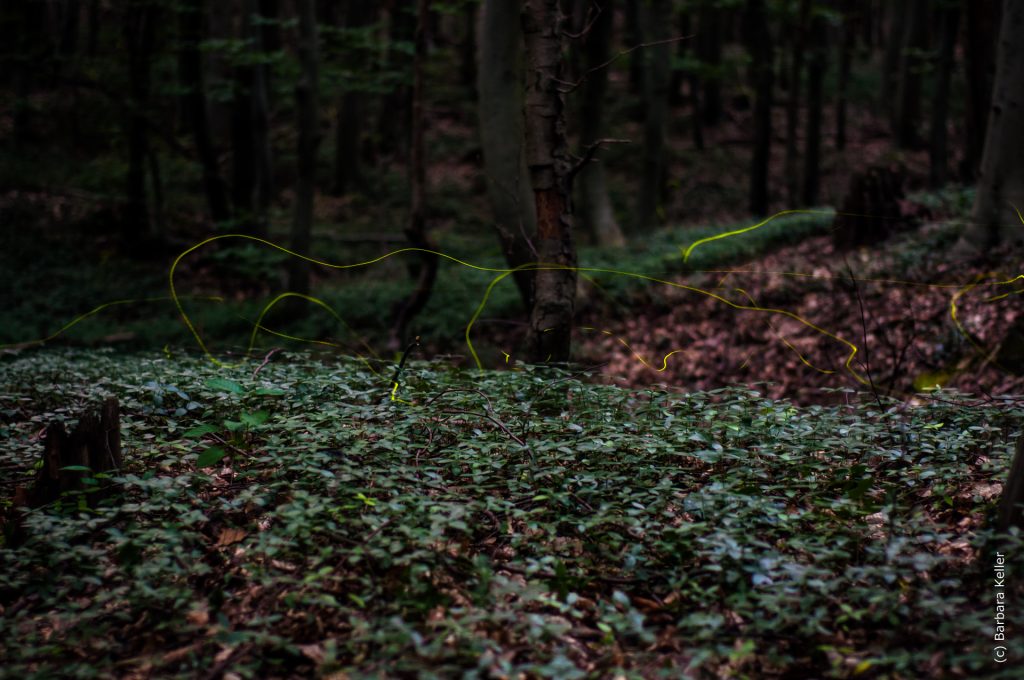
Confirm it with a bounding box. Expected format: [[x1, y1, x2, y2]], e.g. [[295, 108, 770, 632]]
[[998, 435, 1024, 533], [3, 398, 123, 546], [832, 164, 907, 250]]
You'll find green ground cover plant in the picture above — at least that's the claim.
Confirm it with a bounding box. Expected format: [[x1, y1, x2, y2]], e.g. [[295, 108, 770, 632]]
[[1, 350, 1020, 678]]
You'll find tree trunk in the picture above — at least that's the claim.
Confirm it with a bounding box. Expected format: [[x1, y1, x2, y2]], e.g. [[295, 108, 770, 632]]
[[232, 0, 273, 236], [522, 0, 576, 363], [179, 0, 231, 223], [785, 0, 808, 207], [636, 0, 671, 231], [881, 0, 909, 114], [378, 1, 415, 158], [802, 9, 827, 207], [835, 0, 856, 151], [745, 0, 774, 216], [697, 3, 723, 127], [577, 0, 624, 247], [929, 4, 960, 189], [477, 0, 537, 309], [958, 0, 1024, 251], [962, 0, 1001, 182], [333, 2, 375, 196], [289, 0, 320, 296], [893, 0, 929, 149], [122, 1, 158, 247], [460, 1, 477, 93], [390, 0, 439, 348]]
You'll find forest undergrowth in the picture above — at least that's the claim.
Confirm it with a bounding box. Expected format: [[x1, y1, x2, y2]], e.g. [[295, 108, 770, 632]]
[[1, 351, 1021, 678]]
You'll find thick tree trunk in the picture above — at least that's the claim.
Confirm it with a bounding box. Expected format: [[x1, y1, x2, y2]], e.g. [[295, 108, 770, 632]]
[[179, 0, 231, 223], [745, 0, 774, 216], [522, 0, 576, 363], [802, 9, 826, 207], [390, 0, 439, 348], [289, 0, 320, 296], [636, 0, 671, 231], [962, 0, 1001, 182], [894, 0, 929, 149], [929, 4, 960, 189], [998, 435, 1024, 532], [784, 0, 808, 207], [958, 0, 1024, 251], [578, 0, 624, 247], [477, 0, 537, 308]]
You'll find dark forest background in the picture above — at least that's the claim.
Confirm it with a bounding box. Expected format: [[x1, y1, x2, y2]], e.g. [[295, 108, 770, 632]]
[[1, 0, 1022, 398]]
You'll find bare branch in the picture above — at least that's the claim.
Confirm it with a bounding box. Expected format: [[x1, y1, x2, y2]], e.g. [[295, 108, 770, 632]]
[[557, 35, 694, 94]]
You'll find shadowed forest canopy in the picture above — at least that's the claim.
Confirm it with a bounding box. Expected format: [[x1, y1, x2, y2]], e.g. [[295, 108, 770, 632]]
[[1, 0, 1023, 677]]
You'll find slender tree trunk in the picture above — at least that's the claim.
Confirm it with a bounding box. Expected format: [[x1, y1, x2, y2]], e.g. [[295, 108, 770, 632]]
[[697, 3, 723, 127], [390, 0, 439, 348], [745, 0, 774, 216], [460, 1, 476, 92], [636, 0, 670, 231], [625, 0, 643, 93], [929, 3, 960, 189], [523, 0, 576, 363], [379, 1, 415, 158], [122, 1, 158, 247], [232, 0, 273, 236], [835, 0, 855, 151], [477, 0, 537, 309], [578, 0, 624, 246], [785, 0, 808, 207], [958, 0, 1024, 251], [962, 0, 1001, 182], [289, 0, 319, 296], [179, 0, 231, 223], [333, 2, 375, 196], [882, 0, 909, 114], [802, 9, 827, 207], [894, 0, 929, 149]]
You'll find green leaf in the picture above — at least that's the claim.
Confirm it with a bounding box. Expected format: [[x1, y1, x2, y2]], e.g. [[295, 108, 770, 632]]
[[59, 465, 92, 472], [239, 410, 269, 427], [196, 446, 228, 468], [205, 378, 245, 394], [183, 423, 219, 438]]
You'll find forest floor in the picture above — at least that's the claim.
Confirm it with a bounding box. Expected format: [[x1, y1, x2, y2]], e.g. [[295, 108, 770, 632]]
[[1, 351, 1021, 678]]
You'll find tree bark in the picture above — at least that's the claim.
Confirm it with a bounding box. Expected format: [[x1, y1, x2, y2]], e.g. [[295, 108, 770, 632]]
[[289, 0, 320, 296], [894, 0, 929, 149], [232, 0, 273, 236], [390, 0, 439, 348], [929, 3, 960, 189], [636, 0, 671, 231], [122, 1, 158, 247], [179, 0, 231, 223], [802, 8, 827, 207], [745, 0, 774, 217], [522, 0, 576, 363], [696, 3, 723, 127], [477, 0, 537, 309], [998, 435, 1024, 532], [835, 0, 856, 151], [962, 0, 1001, 182], [333, 1, 375, 196], [785, 0, 809, 207], [881, 0, 909, 114], [578, 0, 624, 247], [958, 0, 1024, 251]]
